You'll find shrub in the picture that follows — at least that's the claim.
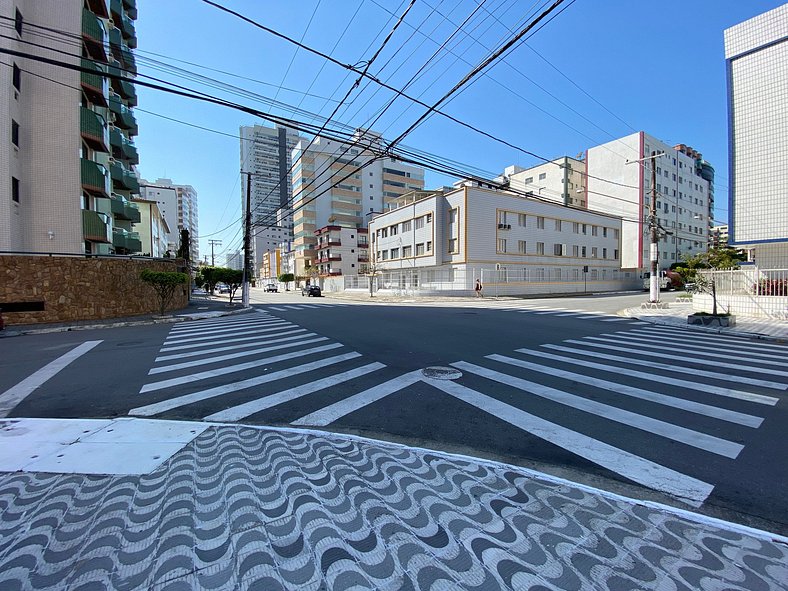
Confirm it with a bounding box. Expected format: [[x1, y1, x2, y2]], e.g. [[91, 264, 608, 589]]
[[140, 270, 188, 315], [755, 279, 788, 296]]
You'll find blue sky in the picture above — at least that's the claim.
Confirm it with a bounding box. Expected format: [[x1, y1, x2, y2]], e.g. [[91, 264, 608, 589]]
[[133, 0, 784, 262]]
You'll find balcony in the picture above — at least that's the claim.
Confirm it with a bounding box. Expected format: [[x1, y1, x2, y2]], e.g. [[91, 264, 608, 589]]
[[80, 59, 108, 107], [82, 9, 108, 61], [80, 107, 109, 153], [107, 61, 137, 105], [81, 158, 111, 198], [112, 228, 140, 253], [109, 93, 137, 135], [120, 12, 135, 42], [110, 0, 122, 20], [82, 209, 111, 243], [110, 160, 140, 194], [123, 0, 137, 19], [110, 128, 139, 164], [86, 0, 109, 19], [111, 194, 140, 222]]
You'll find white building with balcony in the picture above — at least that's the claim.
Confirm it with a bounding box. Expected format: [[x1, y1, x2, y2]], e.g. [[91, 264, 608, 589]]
[[314, 226, 369, 287], [367, 186, 629, 296]]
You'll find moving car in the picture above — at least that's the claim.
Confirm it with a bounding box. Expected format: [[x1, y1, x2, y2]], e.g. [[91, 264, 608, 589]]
[[302, 285, 321, 297], [265, 284, 278, 292]]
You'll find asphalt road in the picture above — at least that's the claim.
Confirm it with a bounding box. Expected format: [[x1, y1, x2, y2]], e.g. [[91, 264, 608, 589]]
[[1, 290, 786, 535]]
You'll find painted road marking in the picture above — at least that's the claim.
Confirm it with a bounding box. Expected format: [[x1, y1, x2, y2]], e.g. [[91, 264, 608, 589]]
[[155, 332, 316, 362], [488, 354, 763, 428], [453, 361, 743, 458], [291, 370, 423, 427], [0, 340, 103, 418], [424, 376, 714, 507], [159, 328, 307, 353], [630, 327, 788, 353], [204, 362, 386, 422], [163, 321, 291, 345], [617, 331, 787, 361], [517, 348, 779, 406], [131, 352, 362, 416]]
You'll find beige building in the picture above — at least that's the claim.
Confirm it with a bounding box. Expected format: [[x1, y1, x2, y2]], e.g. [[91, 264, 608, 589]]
[[500, 157, 586, 208], [292, 129, 424, 276], [368, 186, 629, 296], [314, 226, 369, 278], [0, 0, 140, 255], [134, 198, 169, 258]]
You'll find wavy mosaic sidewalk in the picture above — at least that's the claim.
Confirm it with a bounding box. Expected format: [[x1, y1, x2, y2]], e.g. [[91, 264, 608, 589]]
[[1, 425, 786, 590]]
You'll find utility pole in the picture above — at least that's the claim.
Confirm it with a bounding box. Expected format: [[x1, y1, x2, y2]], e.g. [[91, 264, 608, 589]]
[[241, 172, 252, 308], [627, 151, 665, 304], [208, 239, 222, 266]]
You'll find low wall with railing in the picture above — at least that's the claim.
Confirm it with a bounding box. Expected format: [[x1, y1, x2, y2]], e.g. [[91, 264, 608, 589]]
[[694, 268, 788, 318], [0, 253, 188, 325]]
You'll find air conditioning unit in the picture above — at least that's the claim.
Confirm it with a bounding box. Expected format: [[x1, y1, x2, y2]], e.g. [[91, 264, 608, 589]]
[[497, 223, 505, 229], [497, 223, 511, 230]]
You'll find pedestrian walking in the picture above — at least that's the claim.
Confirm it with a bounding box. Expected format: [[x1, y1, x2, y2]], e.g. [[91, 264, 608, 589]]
[[474, 278, 483, 297]]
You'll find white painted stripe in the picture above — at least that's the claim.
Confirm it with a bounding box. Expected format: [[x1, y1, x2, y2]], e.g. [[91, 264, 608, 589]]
[[159, 328, 307, 352], [425, 377, 714, 507], [590, 334, 788, 366], [454, 361, 742, 458], [566, 339, 788, 379], [169, 315, 269, 331], [269, 307, 288, 311], [488, 354, 763, 428], [629, 327, 788, 353], [299, 304, 321, 309], [291, 370, 422, 426], [619, 331, 788, 361], [600, 317, 632, 322], [533, 310, 569, 315], [517, 348, 779, 406], [284, 305, 309, 310], [204, 362, 386, 422], [164, 322, 292, 345], [155, 333, 316, 362], [165, 320, 283, 338], [543, 344, 787, 391], [131, 352, 361, 416], [167, 317, 287, 335], [0, 341, 103, 418], [150, 337, 328, 374], [139, 343, 344, 393]]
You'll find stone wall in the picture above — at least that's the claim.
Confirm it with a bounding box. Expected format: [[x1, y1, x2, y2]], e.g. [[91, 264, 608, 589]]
[[0, 255, 189, 325]]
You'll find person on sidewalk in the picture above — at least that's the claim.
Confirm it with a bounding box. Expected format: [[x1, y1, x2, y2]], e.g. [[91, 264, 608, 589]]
[[474, 278, 483, 298]]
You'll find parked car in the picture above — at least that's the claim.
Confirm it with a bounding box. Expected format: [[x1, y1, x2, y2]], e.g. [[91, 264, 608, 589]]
[[216, 283, 230, 294], [265, 283, 278, 292], [302, 284, 321, 297]]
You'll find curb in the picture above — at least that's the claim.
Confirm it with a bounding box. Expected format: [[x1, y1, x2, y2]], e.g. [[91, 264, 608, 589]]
[[626, 310, 787, 343]]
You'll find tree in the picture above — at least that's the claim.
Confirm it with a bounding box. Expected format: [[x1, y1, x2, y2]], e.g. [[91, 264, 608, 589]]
[[278, 273, 294, 291], [176, 229, 190, 261], [361, 260, 380, 298], [675, 247, 744, 315], [199, 266, 222, 294], [215, 268, 244, 302], [140, 270, 188, 315]]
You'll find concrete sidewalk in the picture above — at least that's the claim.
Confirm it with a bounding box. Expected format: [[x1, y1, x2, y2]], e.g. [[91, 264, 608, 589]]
[[0, 418, 786, 591], [624, 300, 788, 341]]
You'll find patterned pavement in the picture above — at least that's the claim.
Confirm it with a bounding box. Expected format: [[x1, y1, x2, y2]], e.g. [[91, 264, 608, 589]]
[[1, 424, 786, 590]]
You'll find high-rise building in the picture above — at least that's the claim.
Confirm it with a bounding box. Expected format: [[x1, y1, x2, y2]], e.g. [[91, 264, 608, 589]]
[[291, 129, 424, 276], [239, 124, 302, 271], [724, 5, 788, 269], [139, 178, 199, 261], [0, 0, 141, 255], [584, 132, 713, 270]]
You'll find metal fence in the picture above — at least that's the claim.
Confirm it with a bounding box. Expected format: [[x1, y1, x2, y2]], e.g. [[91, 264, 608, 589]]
[[695, 268, 788, 318]]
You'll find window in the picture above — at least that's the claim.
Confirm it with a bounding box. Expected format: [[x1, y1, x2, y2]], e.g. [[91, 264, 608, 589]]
[[402, 245, 412, 257], [381, 250, 389, 260], [426, 241, 432, 252], [572, 245, 579, 257], [602, 227, 607, 238], [555, 219, 561, 231], [497, 211, 507, 225], [581, 246, 587, 257], [582, 224, 587, 235], [448, 239, 457, 253], [415, 243, 424, 256], [390, 248, 399, 259], [12, 63, 21, 91], [573, 222, 579, 234], [401, 220, 411, 232], [15, 9, 22, 35], [614, 229, 620, 239], [381, 228, 388, 238], [591, 226, 598, 237], [614, 249, 619, 260], [518, 240, 526, 254], [518, 213, 526, 227], [415, 217, 424, 230], [497, 238, 507, 253], [536, 242, 544, 255], [538, 173, 546, 180], [12, 177, 20, 203], [554, 243, 565, 256], [369, 184, 373, 188], [524, 177, 533, 184], [536, 216, 544, 229], [390, 225, 398, 236], [448, 208, 459, 253], [11, 120, 19, 147], [591, 247, 598, 258], [426, 213, 432, 223], [603, 248, 607, 258]]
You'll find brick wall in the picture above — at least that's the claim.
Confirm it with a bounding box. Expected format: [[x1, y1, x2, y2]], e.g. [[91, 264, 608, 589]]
[[0, 255, 189, 325]]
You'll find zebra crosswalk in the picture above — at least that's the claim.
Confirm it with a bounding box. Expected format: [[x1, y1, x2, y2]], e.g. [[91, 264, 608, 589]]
[[130, 314, 786, 506], [263, 303, 351, 312]]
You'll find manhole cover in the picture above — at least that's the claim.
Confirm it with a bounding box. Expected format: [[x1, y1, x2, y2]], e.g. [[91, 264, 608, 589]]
[[421, 366, 462, 380]]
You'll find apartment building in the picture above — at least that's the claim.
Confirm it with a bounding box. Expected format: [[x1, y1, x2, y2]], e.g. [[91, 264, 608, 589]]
[[314, 226, 369, 278], [0, 0, 141, 255], [133, 197, 169, 258], [369, 186, 624, 295], [500, 157, 586, 207], [584, 132, 713, 270], [291, 129, 424, 276], [239, 124, 301, 270], [725, 5, 788, 269], [139, 178, 199, 261]]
